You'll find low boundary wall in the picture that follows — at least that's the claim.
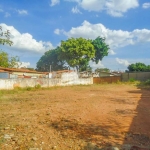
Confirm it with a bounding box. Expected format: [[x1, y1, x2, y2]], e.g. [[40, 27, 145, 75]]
[[0, 78, 93, 90], [121, 72, 150, 81], [93, 76, 121, 84]]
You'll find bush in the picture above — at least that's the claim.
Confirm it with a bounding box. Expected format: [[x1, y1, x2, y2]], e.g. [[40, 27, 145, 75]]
[[25, 87, 32, 91], [35, 84, 41, 89], [145, 79, 150, 85], [129, 78, 135, 82]]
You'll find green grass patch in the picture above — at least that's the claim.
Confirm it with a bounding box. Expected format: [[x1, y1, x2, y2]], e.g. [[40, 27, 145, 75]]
[[145, 79, 150, 85]]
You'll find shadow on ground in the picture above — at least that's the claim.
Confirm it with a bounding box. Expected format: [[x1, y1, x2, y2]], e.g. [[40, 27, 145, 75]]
[[122, 86, 150, 150], [50, 118, 121, 149], [50, 85, 150, 150]]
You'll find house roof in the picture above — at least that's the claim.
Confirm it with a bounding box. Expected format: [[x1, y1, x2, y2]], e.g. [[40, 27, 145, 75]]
[[0, 67, 47, 74], [0, 67, 74, 75], [52, 70, 74, 74], [0, 67, 35, 73], [0, 70, 8, 73]]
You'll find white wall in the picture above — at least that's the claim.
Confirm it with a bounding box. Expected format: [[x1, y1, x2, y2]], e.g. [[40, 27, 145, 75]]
[[0, 78, 93, 89]]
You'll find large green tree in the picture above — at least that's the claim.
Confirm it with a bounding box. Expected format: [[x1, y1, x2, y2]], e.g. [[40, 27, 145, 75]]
[[36, 36, 110, 72], [59, 37, 95, 71], [128, 62, 148, 72], [92, 36, 109, 64], [36, 47, 67, 72]]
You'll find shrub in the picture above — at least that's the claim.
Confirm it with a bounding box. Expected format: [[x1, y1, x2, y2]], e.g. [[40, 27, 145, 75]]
[[35, 84, 41, 89], [129, 78, 135, 82], [26, 86, 32, 91], [145, 79, 150, 85]]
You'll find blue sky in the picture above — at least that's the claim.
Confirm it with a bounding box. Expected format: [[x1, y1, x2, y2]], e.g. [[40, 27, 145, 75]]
[[0, 0, 150, 71]]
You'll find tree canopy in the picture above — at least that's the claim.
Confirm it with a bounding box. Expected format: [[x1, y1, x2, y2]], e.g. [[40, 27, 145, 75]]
[[0, 50, 20, 68], [0, 26, 13, 46], [36, 47, 67, 72], [95, 68, 110, 73], [128, 62, 150, 72], [59, 37, 95, 71], [92, 36, 109, 64], [0, 26, 20, 68], [36, 36, 109, 72]]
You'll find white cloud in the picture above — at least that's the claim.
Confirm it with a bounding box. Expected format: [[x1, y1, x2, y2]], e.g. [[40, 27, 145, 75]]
[[17, 9, 28, 15], [54, 29, 60, 35], [131, 29, 150, 43], [89, 60, 104, 70], [0, 23, 54, 53], [109, 49, 116, 55], [54, 29, 65, 35], [116, 58, 130, 67], [17, 62, 30, 68], [67, 0, 139, 17], [142, 3, 150, 9], [72, 6, 82, 14], [50, 0, 60, 6], [105, 0, 139, 17], [4, 12, 11, 17], [58, 20, 150, 52], [79, 0, 105, 12]]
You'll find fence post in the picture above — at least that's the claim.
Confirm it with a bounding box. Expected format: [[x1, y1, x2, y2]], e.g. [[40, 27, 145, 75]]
[[128, 72, 129, 81], [121, 74, 122, 81]]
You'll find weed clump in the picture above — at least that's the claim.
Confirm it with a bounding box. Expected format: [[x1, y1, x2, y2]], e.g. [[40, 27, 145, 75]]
[[144, 79, 150, 85], [129, 78, 135, 82], [35, 84, 41, 89]]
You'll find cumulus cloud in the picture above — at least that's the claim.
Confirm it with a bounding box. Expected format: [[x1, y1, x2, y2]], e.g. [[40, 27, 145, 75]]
[[132, 29, 150, 43], [105, 0, 139, 17], [54, 29, 60, 35], [17, 62, 30, 68], [142, 3, 150, 9], [0, 23, 54, 53], [54, 29, 66, 35], [116, 58, 130, 67], [72, 6, 82, 14], [57, 20, 150, 52], [50, 0, 60, 6], [109, 49, 116, 55], [89, 60, 104, 70], [17, 9, 28, 15], [66, 0, 139, 17], [79, 0, 105, 12]]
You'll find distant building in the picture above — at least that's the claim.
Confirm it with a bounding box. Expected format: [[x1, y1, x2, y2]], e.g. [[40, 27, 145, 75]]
[[0, 67, 78, 79], [0, 67, 47, 78], [79, 71, 121, 78]]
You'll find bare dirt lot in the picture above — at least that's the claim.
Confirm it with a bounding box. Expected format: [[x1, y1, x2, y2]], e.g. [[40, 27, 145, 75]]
[[0, 84, 150, 150]]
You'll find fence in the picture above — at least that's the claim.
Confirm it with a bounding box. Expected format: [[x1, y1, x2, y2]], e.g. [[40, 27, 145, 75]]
[[93, 76, 121, 84], [121, 72, 150, 82], [0, 78, 93, 90]]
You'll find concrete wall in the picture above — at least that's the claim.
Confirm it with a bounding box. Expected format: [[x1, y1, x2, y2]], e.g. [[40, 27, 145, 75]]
[[93, 76, 121, 84], [0, 78, 93, 90], [121, 72, 150, 81]]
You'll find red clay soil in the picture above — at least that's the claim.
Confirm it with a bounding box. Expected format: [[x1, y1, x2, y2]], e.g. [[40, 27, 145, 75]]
[[0, 84, 150, 150]]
